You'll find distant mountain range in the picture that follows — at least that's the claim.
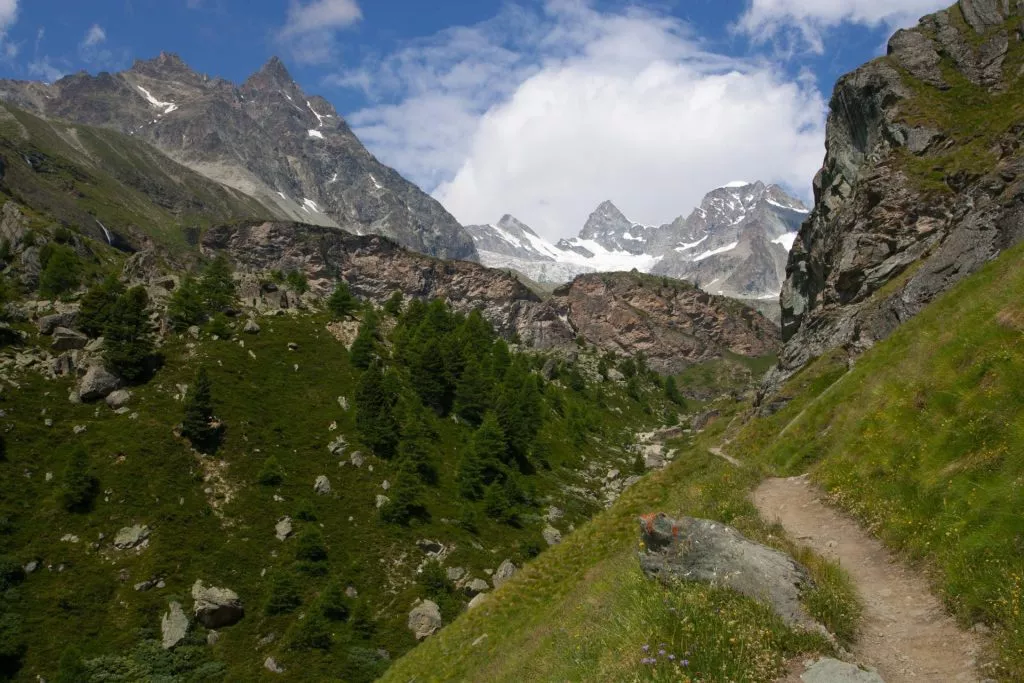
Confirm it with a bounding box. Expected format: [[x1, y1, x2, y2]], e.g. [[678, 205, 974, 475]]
[[466, 181, 809, 310]]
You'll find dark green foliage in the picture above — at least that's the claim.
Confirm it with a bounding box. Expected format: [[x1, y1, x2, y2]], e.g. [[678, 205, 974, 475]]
[[632, 451, 646, 475], [458, 412, 505, 500], [55, 646, 88, 683], [167, 275, 207, 331], [265, 571, 302, 615], [417, 560, 454, 600], [77, 275, 125, 337], [454, 356, 490, 426], [341, 646, 387, 682], [199, 255, 236, 313], [38, 244, 80, 298], [349, 309, 380, 370], [349, 601, 376, 640], [294, 499, 317, 521], [205, 313, 233, 340], [288, 612, 332, 651], [328, 281, 358, 320], [182, 367, 219, 453], [565, 365, 586, 392], [60, 448, 98, 512], [665, 375, 683, 405], [397, 401, 439, 485], [286, 270, 309, 294], [380, 460, 426, 525], [257, 455, 283, 486], [296, 527, 328, 562], [354, 363, 399, 458], [0, 613, 26, 678], [483, 481, 517, 524], [0, 434, 5, 462], [321, 581, 350, 622], [0, 555, 25, 591], [494, 359, 544, 469], [383, 291, 404, 317], [619, 357, 637, 379], [626, 377, 642, 402], [102, 286, 156, 383]]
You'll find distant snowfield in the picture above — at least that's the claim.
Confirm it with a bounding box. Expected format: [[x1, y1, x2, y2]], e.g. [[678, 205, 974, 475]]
[[773, 232, 799, 251], [136, 85, 178, 115]]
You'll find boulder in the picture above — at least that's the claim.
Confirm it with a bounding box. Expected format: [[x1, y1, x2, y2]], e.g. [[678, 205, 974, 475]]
[[78, 365, 122, 402], [51, 327, 88, 351], [192, 580, 245, 629], [275, 517, 293, 541], [464, 578, 489, 597], [407, 600, 442, 640], [467, 593, 488, 610], [105, 389, 132, 410], [161, 601, 189, 649], [314, 475, 331, 495], [375, 495, 390, 509], [446, 566, 466, 582], [492, 560, 517, 589], [638, 513, 820, 632], [328, 435, 347, 456], [264, 657, 284, 674], [542, 525, 562, 546], [37, 311, 77, 335], [113, 525, 151, 550], [350, 451, 364, 467], [799, 658, 884, 683], [417, 539, 444, 556], [244, 319, 261, 334]]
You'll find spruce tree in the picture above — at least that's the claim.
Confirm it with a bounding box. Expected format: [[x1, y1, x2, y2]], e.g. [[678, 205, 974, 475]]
[[61, 448, 98, 512], [397, 401, 438, 485], [454, 356, 490, 426], [200, 255, 236, 312], [349, 309, 380, 370], [167, 275, 207, 331], [320, 580, 350, 621], [182, 367, 219, 453], [103, 286, 155, 383], [77, 275, 125, 337], [354, 363, 399, 458], [38, 245, 80, 299], [458, 412, 505, 500], [328, 281, 358, 320], [665, 375, 683, 406], [383, 291, 404, 317], [380, 459, 425, 525], [410, 336, 449, 414]]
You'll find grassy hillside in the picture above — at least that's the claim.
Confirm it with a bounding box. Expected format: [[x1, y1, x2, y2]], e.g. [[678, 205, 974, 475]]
[[0, 104, 268, 251], [387, 236, 1024, 681]]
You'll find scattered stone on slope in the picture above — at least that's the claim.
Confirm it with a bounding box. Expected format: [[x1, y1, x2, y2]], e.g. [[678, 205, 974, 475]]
[[113, 525, 151, 550], [105, 389, 132, 409], [446, 567, 465, 582], [161, 601, 189, 649], [192, 580, 245, 628], [542, 525, 562, 546], [464, 579, 489, 597], [407, 600, 443, 640], [375, 495, 390, 509], [78, 365, 122, 402], [327, 435, 347, 456], [314, 475, 331, 495], [492, 560, 517, 589], [638, 513, 822, 633], [275, 517, 293, 541], [264, 657, 284, 674], [243, 319, 260, 334], [51, 327, 88, 351], [37, 311, 78, 335]]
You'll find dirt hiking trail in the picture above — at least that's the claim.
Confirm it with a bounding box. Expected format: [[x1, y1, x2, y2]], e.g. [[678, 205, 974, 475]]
[[753, 475, 984, 683]]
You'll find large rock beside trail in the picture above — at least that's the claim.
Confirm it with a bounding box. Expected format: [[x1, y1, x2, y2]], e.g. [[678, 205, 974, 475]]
[[638, 513, 819, 632], [78, 365, 122, 402], [191, 580, 245, 629], [407, 600, 442, 640]]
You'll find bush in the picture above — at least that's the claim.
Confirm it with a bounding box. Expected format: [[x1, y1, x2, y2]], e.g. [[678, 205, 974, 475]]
[[0, 555, 25, 591], [182, 367, 220, 453], [265, 571, 302, 615], [320, 581, 350, 622], [55, 646, 88, 683], [103, 286, 157, 383], [38, 244, 80, 299], [61, 448, 98, 512], [0, 613, 26, 678], [289, 613, 332, 651], [205, 313, 233, 340], [294, 499, 317, 521], [78, 275, 125, 337], [328, 281, 358, 320], [257, 456, 284, 486], [167, 275, 207, 331], [417, 560, 453, 600], [296, 528, 328, 562], [286, 270, 310, 294]]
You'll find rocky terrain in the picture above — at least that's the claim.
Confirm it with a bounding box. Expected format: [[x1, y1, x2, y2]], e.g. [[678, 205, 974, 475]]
[[199, 221, 778, 374], [0, 54, 476, 261], [467, 182, 808, 319], [767, 0, 1024, 394]]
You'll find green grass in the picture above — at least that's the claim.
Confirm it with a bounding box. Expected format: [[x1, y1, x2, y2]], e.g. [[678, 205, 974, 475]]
[[730, 239, 1024, 679]]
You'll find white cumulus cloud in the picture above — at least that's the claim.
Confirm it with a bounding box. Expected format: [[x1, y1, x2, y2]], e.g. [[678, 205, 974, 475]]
[[737, 0, 951, 53], [336, 0, 826, 240], [277, 0, 362, 64], [81, 24, 106, 48]]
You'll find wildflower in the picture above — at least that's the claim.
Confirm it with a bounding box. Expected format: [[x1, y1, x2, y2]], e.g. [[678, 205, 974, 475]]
[[641, 657, 657, 665], [659, 649, 667, 656], [641, 644, 650, 653], [682, 659, 690, 667], [668, 654, 676, 661]]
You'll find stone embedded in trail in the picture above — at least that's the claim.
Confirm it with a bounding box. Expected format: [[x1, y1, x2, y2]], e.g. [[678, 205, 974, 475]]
[[407, 599, 443, 640], [161, 601, 189, 649], [799, 658, 885, 682], [192, 580, 245, 629], [638, 513, 822, 633]]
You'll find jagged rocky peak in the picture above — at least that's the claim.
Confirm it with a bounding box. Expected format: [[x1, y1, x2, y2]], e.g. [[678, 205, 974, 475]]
[[496, 214, 539, 236], [763, 0, 1024, 396], [581, 200, 631, 238], [242, 56, 299, 93]]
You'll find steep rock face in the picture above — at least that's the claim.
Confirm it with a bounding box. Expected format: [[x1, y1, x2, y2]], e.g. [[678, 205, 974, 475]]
[[203, 222, 777, 372], [548, 272, 780, 374], [0, 54, 476, 261], [203, 222, 572, 348], [768, 0, 1024, 393]]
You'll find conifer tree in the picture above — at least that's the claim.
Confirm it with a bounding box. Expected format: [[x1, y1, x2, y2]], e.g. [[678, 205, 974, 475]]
[[102, 286, 155, 383], [77, 275, 125, 337], [410, 336, 450, 414], [354, 363, 399, 458], [349, 309, 380, 370], [380, 459, 425, 525], [383, 291, 404, 317], [38, 245, 80, 299], [61, 448, 98, 512], [182, 367, 219, 453], [397, 400, 439, 484], [665, 375, 683, 405], [320, 580, 350, 621], [328, 281, 358, 320], [454, 356, 490, 426], [199, 254, 236, 312], [458, 412, 505, 500], [167, 275, 207, 331]]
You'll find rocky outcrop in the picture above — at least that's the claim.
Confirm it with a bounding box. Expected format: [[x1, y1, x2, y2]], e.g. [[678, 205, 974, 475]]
[[407, 600, 442, 640], [0, 54, 476, 261], [768, 0, 1024, 395], [191, 580, 244, 629], [548, 272, 780, 374], [638, 513, 821, 632], [78, 365, 122, 402], [161, 602, 189, 649]]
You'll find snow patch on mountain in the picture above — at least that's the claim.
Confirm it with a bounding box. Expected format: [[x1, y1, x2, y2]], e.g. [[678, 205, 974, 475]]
[[136, 85, 178, 115]]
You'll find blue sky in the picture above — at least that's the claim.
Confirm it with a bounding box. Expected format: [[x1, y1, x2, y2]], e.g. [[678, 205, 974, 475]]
[[0, 0, 954, 238]]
